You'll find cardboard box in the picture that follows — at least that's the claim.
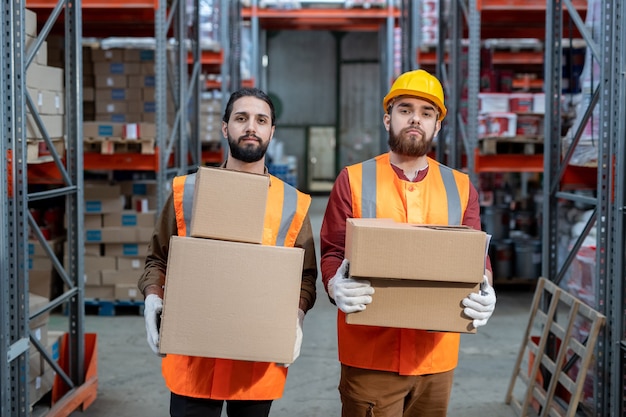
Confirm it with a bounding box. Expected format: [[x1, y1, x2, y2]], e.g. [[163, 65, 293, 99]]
[[190, 167, 269, 244], [160, 236, 304, 363], [344, 218, 487, 333]]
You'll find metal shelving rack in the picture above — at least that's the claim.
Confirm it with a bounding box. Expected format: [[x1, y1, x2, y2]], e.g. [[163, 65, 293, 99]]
[[1, 0, 30, 414], [432, 0, 624, 414], [1, 0, 209, 413], [433, 0, 480, 185], [2, 0, 86, 414], [543, 1, 625, 415]]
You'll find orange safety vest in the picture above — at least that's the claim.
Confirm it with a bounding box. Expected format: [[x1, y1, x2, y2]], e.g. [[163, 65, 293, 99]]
[[162, 172, 311, 400], [341, 153, 471, 375]]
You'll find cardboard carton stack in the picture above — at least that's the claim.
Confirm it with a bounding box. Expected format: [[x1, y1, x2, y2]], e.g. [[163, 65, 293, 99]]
[[28, 294, 62, 407], [159, 167, 304, 364], [24, 9, 66, 164], [344, 218, 488, 334], [82, 46, 174, 156], [28, 238, 64, 300], [70, 181, 156, 301], [199, 93, 223, 151]]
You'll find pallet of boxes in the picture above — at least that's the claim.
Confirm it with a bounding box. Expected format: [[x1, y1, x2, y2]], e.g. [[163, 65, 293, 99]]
[[158, 167, 303, 364], [344, 219, 489, 333], [78, 181, 156, 306]]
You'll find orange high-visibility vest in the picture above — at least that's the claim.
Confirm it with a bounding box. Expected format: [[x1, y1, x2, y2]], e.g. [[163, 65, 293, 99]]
[[341, 153, 471, 375], [162, 172, 311, 400]]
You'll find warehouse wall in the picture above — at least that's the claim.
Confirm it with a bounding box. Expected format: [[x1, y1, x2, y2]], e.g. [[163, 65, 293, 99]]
[[266, 30, 381, 191]]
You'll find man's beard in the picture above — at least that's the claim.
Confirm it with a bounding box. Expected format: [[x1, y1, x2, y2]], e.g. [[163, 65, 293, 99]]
[[228, 134, 269, 163], [387, 124, 435, 157]]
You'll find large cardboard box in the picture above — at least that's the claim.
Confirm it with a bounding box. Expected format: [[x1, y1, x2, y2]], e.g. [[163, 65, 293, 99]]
[[160, 236, 303, 363], [190, 167, 269, 244], [345, 218, 487, 333]]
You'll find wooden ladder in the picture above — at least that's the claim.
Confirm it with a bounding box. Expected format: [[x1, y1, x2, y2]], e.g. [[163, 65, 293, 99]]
[[505, 277, 606, 417]]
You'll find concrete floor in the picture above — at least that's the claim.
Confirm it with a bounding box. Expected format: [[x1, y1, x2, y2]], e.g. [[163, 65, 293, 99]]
[[46, 195, 536, 417]]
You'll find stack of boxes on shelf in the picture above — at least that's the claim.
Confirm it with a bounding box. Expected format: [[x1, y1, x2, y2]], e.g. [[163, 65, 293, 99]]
[[28, 293, 63, 407], [82, 45, 173, 157], [159, 167, 304, 363], [70, 180, 158, 302], [420, 0, 439, 45], [24, 9, 65, 164], [477, 92, 545, 146], [198, 93, 223, 153]]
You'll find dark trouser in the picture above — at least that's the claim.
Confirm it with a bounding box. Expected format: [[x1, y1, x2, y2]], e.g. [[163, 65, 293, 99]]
[[170, 392, 273, 417], [339, 365, 455, 417]]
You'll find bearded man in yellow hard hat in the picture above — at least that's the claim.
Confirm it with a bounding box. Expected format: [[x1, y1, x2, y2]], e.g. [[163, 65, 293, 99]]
[[320, 69, 497, 417]]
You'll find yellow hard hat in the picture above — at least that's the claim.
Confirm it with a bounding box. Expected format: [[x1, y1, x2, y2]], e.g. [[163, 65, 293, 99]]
[[382, 69, 447, 120]]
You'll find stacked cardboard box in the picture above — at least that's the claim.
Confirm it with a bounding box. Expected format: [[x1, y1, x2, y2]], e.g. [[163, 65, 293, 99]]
[[344, 218, 488, 334], [28, 294, 63, 406], [24, 9, 66, 164], [199, 94, 223, 148], [159, 167, 304, 364], [69, 181, 156, 301], [28, 238, 64, 299]]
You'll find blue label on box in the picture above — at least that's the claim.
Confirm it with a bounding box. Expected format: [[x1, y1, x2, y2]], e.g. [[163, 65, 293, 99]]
[[110, 63, 124, 74], [121, 214, 138, 227], [140, 50, 155, 61], [143, 76, 155, 87], [132, 183, 147, 195], [109, 114, 126, 123], [85, 201, 103, 213], [86, 230, 102, 242], [144, 102, 156, 113], [111, 89, 125, 100], [97, 125, 114, 136], [122, 244, 140, 256]]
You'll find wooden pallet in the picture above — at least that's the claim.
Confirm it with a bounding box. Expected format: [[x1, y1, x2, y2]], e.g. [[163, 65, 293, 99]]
[[84, 137, 155, 155], [479, 136, 544, 156], [505, 277, 605, 417]]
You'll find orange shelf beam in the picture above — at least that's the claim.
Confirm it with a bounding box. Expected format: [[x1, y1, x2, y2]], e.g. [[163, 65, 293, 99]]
[[474, 149, 544, 173], [242, 6, 399, 31], [27, 0, 157, 7], [27, 150, 171, 184], [201, 150, 223, 165], [188, 50, 223, 66]]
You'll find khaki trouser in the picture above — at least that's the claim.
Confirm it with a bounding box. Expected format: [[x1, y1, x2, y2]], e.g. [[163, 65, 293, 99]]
[[339, 365, 455, 417]]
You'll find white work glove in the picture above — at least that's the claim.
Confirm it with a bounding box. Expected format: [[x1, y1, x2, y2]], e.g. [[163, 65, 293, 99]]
[[462, 275, 496, 328], [144, 294, 165, 357], [280, 309, 305, 368], [327, 259, 375, 314]]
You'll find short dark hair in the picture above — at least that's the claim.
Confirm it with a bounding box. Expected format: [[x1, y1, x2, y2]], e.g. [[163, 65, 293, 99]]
[[222, 87, 276, 126]]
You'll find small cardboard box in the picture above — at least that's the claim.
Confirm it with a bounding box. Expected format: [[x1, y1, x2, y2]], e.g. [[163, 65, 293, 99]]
[[190, 167, 269, 244], [345, 218, 487, 333], [160, 236, 303, 363]]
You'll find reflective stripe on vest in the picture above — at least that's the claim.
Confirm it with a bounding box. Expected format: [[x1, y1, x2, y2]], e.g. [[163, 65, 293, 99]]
[[359, 157, 462, 224], [276, 183, 298, 246]]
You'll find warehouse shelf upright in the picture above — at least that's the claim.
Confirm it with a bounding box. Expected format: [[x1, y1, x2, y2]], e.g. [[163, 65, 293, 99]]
[[2, 0, 89, 415], [542, 1, 625, 415], [431, 0, 480, 183], [1, 0, 218, 414], [1, 1, 29, 415], [434, 0, 624, 415]]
